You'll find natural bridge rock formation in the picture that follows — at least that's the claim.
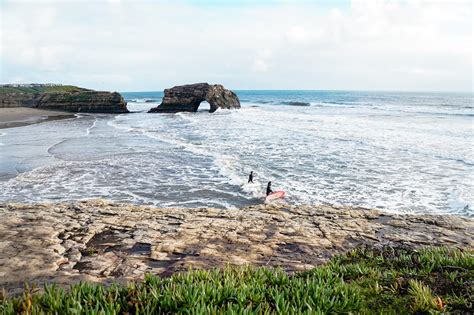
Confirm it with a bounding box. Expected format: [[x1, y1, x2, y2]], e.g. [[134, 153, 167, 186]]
[[148, 83, 240, 113]]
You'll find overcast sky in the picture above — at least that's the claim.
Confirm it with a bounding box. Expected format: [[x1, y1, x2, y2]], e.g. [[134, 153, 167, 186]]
[[1, 0, 472, 92]]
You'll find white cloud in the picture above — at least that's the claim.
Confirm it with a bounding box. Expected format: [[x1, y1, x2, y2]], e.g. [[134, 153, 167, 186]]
[[253, 58, 269, 72], [252, 49, 272, 72], [0, 0, 472, 91]]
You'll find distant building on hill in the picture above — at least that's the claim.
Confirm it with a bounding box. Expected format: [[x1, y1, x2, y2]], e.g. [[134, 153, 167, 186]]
[[0, 83, 62, 88]]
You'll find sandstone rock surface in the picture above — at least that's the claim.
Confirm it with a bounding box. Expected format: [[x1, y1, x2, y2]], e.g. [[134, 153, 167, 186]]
[[0, 200, 472, 295], [148, 83, 240, 113]]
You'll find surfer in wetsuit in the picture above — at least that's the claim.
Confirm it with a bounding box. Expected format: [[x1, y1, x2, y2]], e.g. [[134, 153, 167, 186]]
[[266, 181, 273, 196], [248, 171, 254, 183]]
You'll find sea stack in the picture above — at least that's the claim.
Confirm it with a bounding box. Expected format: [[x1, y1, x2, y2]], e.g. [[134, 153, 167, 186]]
[[148, 83, 240, 113]]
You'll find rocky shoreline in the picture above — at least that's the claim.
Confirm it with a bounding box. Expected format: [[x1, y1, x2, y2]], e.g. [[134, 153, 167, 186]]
[[0, 200, 472, 295], [0, 82, 241, 115], [0, 89, 128, 114]]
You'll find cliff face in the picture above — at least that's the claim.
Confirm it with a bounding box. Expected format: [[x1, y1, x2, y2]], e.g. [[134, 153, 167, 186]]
[[0, 88, 129, 113], [35, 91, 129, 113], [0, 93, 42, 108], [149, 83, 240, 113]]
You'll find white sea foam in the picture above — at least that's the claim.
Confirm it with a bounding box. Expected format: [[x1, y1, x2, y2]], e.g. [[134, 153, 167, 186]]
[[241, 182, 264, 198], [1, 91, 472, 216], [85, 117, 98, 136]]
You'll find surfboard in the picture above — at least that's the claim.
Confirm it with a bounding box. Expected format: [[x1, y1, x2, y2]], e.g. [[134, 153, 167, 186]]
[[265, 191, 285, 201]]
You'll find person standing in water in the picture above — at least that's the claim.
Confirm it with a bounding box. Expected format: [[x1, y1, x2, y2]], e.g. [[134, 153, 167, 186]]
[[266, 181, 273, 196], [248, 171, 254, 183]]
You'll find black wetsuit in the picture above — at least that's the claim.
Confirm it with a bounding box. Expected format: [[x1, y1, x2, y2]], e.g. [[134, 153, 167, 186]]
[[266, 183, 273, 196], [248, 172, 254, 183]]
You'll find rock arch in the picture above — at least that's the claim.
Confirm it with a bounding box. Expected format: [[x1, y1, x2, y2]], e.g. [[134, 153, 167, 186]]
[[148, 83, 240, 113]]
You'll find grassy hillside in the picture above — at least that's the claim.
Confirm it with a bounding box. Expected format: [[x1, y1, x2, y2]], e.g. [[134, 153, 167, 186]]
[[0, 85, 89, 94], [1, 246, 472, 314]]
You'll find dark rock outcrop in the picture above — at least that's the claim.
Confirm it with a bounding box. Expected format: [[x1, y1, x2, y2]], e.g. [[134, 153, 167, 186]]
[[148, 83, 240, 113], [0, 89, 129, 113], [0, 93, 41, 108], [34, 91, 128, 113]]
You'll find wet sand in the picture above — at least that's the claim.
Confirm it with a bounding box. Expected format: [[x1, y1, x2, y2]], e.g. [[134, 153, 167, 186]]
[[0, 108, 75, 129]]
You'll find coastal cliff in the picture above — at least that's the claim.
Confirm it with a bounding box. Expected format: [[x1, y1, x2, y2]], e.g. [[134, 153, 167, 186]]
[[0, 85, 129, 113], [0, 200, 471, 295], [149, 83, 240, 113]]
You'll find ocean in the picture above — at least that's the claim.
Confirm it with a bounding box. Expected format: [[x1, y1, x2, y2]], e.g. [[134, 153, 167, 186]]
[[0, 90, 472, 217]]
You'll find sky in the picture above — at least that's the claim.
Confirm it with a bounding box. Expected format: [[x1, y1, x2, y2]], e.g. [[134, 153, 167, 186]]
[[0, 0, 472, 92]]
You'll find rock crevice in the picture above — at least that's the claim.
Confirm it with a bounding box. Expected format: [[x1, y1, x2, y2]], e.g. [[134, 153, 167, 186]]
[[0, 200, 472, 295]]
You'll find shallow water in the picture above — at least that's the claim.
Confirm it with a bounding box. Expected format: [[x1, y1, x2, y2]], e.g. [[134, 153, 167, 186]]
[[0, 90, 472, 216]]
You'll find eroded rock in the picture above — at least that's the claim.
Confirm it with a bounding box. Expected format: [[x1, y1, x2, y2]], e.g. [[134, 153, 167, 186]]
[[0, 87, 129, 113], [0, 200, 472, 295], [148, 83, 240, 113]]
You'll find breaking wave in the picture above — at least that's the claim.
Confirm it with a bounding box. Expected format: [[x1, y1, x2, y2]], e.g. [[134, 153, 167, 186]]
[[0, 90, 472, 216]]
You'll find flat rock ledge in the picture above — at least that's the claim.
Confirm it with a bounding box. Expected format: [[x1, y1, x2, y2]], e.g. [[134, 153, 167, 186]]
[[0, 200, 472, 295]]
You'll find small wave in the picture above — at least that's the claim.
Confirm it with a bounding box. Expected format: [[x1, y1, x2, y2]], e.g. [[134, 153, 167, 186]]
[[210, 107, 236, 115], [47, 139, 69, 158], [321, 101, 356, 106], [85, 117, 98, 136], [241, 182, 264, 198], [242, 100, 311, 106], [436, 103, 474, 109], [425, 112, 473, 117], [213, 155, 244, 186], [239, 100, 268, 105], [128, 98, 158, 103], [175, 112, 199, 124], [281, 101, 310, 106], [371, 106, 474, 117], [441, 157, 474, 167], [107, 118, 136, 132]]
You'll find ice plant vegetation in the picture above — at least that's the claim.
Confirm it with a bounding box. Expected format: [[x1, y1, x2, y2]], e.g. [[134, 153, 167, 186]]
[[1, 246, 472, 314]]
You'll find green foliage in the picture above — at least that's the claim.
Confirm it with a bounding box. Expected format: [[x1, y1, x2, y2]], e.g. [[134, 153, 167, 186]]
[[408, 279, 442, 312], [0, 85, 89, 94], [1, 247, 472, 314]]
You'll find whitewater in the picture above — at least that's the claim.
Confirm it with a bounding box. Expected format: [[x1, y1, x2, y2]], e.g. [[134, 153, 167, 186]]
[[0, 90, 472, 217]]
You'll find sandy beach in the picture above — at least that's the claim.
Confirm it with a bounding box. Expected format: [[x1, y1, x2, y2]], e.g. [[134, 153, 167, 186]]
[[0, 108, 75, 129]]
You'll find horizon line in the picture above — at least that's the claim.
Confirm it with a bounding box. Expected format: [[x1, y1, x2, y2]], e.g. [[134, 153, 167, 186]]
[[119, 88, 474, 94], [2, 83, 471, 94]]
